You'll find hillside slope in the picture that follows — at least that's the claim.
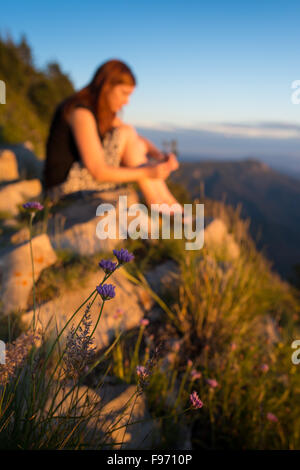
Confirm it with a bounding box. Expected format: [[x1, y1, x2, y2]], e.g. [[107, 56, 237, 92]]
[[0, 32, 74, 157], [170, 158, 300, 280]]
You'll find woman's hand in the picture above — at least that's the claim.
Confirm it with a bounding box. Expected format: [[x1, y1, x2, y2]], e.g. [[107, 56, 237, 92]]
[[150, 151, 180, 170], [150, 149, 166, 161], [145, 156, 177, 180], [164, 152, 179, 171]]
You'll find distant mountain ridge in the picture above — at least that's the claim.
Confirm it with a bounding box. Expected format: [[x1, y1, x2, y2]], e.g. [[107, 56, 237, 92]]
[[170, 158, 300, 280]]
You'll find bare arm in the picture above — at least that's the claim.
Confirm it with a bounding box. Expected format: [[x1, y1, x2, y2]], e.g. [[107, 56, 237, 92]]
[[68, 109, 174, 182]]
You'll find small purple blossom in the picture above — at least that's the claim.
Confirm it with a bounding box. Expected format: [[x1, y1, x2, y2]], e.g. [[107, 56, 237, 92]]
[[190, 391, 203, 409], [96, 283, 116, 300], [260, 363, 269, 373], [266, 412, 279, 423], [22, 201, 44, 212], [140, 318, 149, 327], [0, 331, 40, 386], [113, 308, 125, 319], [99, 259, 117, 274], [113, 248, 134, 264], [136, 345, 161, 395], [136, 365, 149, 379], [191, 369, 202, 381], [64, 303, 96, 379], [136, 365, 151, 394], [206, 378, 219, 389]]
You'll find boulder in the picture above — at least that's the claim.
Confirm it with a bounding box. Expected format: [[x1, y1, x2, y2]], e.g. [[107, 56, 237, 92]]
[[100, 384, 160, 449], [9, 227, 30, 245], [0, 179, 42, 215], [45, 382, 160, 449], [204, 218, 240, 260], [0, 234, 57, 315], [0, 150, 19, 182], [144, 260, 181, 296], [50, 213, 119, 255], [21, 268, 154, 351], [48, 186, 152, 256], [0, 144, 43, 180]]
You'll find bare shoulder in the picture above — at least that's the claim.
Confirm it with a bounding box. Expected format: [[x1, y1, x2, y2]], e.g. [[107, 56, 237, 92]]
[[66, 106, 95, 128]]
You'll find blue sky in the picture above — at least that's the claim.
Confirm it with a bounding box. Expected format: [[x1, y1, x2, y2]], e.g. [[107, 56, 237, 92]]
[[1, 0, 300, 171]]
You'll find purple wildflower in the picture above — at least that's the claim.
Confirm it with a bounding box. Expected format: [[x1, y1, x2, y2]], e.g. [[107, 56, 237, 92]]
[[260, 363, 269, 373], [0, 331, 40, 386], [96, 283, 116, 300], [190, 391, 203, 409], [140, 318, 149, 327], [206, 378, 219, 388], [113, 248, 134, 264], [136, 344, 162, 395], [113, 308, 125, 319], [136, 365, 150, 394], [99, 259, 117, 274], [64, 303, 96, 379], [191, 369, 202, 381], [266, 412, 279, 423], [136, 365, 149, 379], [22, 201, 44, 212]]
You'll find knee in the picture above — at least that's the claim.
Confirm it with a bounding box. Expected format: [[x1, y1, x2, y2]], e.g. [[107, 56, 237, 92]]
[[119, 125, 148, 166], [119, 124, 145, 150], [138, 136, 148, 155]]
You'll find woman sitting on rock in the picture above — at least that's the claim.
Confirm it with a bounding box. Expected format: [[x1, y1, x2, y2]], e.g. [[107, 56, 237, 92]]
[[43, 59, 183, 216]]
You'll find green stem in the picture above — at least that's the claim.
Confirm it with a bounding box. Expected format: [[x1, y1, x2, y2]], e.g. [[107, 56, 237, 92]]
[[36, 288, 97, 395], [129, 326, 144, 380], [37, 271, 113, 401], [120, 391, 139, 450], [173, 365, 192, 412], [88, 299, 104, 340], [29, 214, 37, 331]]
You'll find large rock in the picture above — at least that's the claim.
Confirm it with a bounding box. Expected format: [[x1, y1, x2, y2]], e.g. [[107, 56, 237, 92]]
[[204, 218, 240, 260], [0, 144, 43, 180], [0, 234, 57, 315], [145, 260, 181, 296], [50, 213, 119, 255], [100, 384, 159, 449], [0, 179, 42, 215], [21, 268, 154, 351], [45, 382, 160, 449], [0, 150, 19, 182], [48, 186, 152, 255]]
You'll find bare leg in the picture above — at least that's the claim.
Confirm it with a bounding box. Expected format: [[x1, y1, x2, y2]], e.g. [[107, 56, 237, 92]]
[[120, 131, 183, 213]]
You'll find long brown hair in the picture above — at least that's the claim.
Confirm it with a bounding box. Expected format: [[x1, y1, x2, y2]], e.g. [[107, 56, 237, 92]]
[[62, 59, 137, 138]]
